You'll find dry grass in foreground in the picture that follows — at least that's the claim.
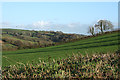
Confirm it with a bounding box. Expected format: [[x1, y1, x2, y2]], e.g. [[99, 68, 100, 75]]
[[2, 52, 120, 79]]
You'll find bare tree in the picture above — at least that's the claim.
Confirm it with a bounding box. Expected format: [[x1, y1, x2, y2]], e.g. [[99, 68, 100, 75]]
[[88, 26, 94, 36], [94, 20, 114, 34]]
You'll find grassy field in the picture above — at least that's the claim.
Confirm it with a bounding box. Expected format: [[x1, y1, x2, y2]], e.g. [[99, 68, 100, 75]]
[[2, 31, 119, 67]]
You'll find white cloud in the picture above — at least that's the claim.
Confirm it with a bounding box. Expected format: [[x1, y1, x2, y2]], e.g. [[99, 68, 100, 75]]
[[67, 22, 80, 28], [1, 22, 11, 28], [15, 21, 52, 30], [1, 21, 90, 34], [32, 21, 51, 28]]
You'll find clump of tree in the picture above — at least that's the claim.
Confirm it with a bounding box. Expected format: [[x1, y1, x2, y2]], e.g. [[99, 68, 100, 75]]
[[88, 20, 114, 35]]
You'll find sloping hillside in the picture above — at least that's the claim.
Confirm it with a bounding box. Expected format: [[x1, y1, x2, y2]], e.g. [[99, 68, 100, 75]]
[[2, 29, 85, 51], [2, 31, 119, 67]]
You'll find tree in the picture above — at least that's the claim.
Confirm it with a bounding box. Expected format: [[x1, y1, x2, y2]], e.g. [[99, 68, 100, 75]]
[[88, 26, 95, 36], [94, 20, 114, 34]]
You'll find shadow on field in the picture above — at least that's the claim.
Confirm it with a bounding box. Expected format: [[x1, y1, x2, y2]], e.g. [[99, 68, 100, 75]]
[[55, 38, 119, 48], [94, 34, 119, 40], [9, 41, 118, 55]]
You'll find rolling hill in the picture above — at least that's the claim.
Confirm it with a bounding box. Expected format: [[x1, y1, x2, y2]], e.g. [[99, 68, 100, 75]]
[[2, 30, 119, 67], [2, 29, 85, 51]]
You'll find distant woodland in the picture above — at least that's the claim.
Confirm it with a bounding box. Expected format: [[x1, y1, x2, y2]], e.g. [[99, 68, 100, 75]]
[[1, 29, 85, 51]]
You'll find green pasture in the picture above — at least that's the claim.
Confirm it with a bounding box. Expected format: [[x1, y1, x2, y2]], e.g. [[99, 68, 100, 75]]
[[2, 32, 119, 67]]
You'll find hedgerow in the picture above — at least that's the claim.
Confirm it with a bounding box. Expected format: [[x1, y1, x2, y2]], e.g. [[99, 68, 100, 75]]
[[2, 52, 120, 79]]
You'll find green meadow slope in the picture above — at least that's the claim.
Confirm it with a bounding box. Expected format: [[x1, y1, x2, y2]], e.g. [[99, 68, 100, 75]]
[[2, 31, 119, 67]]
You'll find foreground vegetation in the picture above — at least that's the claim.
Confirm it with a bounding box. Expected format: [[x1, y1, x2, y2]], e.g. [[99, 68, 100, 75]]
[[2, 52, 120, 79]]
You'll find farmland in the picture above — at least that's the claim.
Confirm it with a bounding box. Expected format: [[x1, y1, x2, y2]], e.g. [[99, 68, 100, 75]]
[[2, 31, 119, 67]]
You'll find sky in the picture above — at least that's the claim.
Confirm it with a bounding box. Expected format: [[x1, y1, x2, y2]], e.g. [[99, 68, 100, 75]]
[[1, 2, 118, 35]]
